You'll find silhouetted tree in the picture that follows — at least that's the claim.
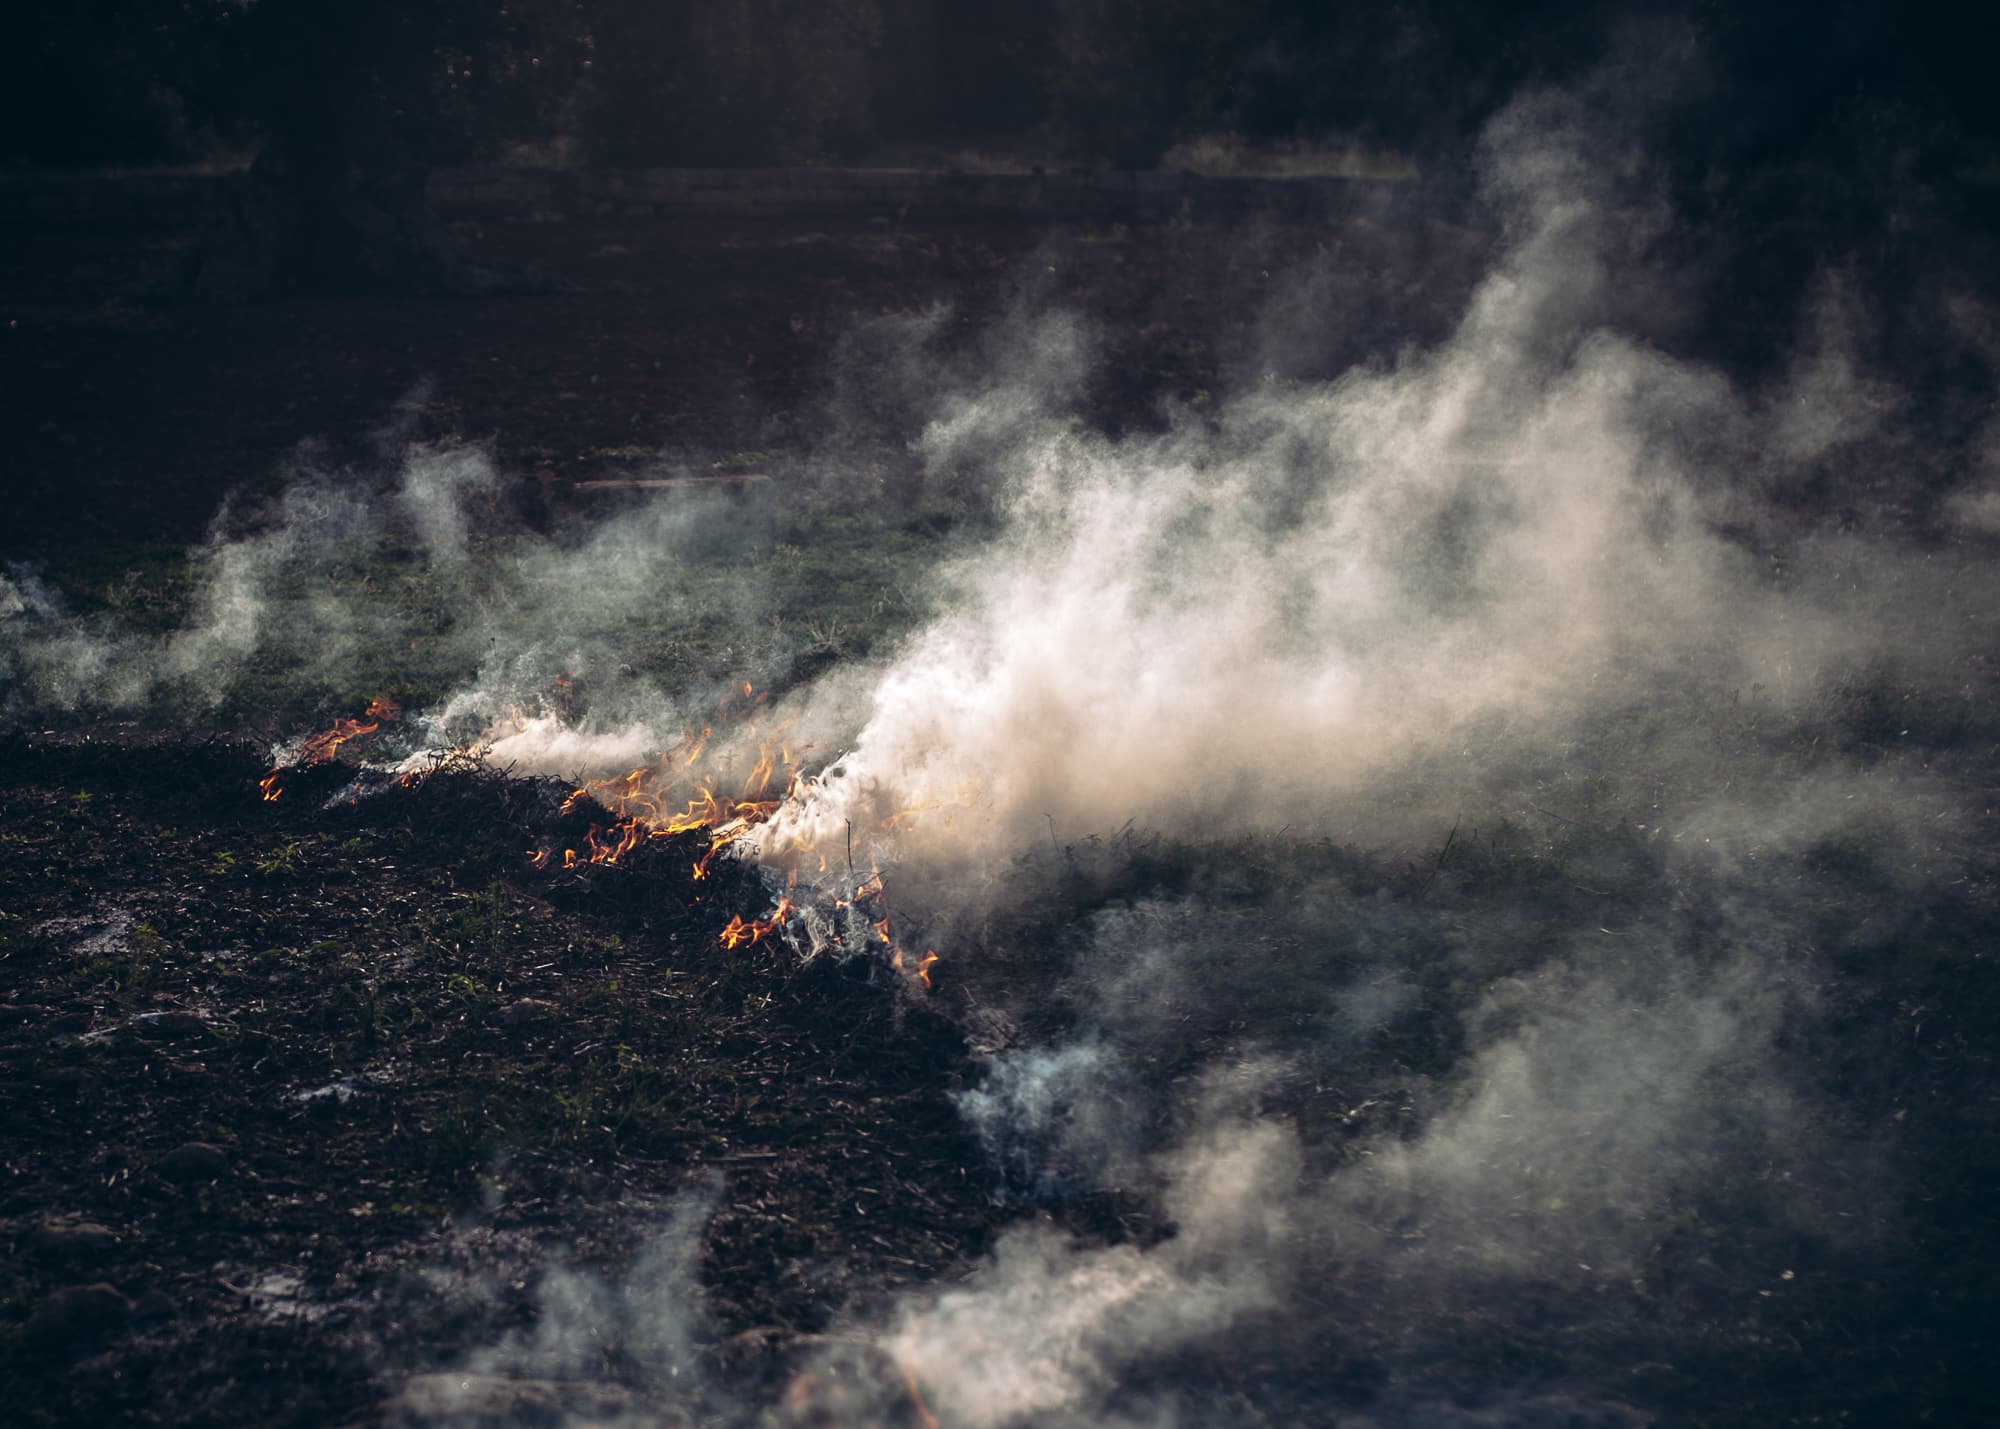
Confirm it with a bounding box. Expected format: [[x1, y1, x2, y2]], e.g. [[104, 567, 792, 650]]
[[9, 0, 1994, 285], [163, 0, 572, 297], [586, 0, 882, 166], [2, 2, 206, 167]]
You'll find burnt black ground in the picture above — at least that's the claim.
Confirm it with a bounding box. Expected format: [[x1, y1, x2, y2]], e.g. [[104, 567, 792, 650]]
[[0, 733, 998, 1426]]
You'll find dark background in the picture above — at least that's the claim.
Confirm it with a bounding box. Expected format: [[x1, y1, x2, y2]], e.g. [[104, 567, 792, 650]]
[[5, 1, 1998, 549], [7, 2, 1997, 194], [5, 0, 1999, 552]]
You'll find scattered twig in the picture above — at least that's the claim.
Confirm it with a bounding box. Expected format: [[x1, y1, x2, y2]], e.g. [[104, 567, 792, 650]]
[[1526, 800, 1592, 829], [1417, 818, 1460, 901], [569, 473, 770, 491]]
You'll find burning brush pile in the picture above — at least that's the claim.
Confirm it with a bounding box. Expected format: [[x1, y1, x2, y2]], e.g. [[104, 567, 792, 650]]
[[257, 680, 940, 991]]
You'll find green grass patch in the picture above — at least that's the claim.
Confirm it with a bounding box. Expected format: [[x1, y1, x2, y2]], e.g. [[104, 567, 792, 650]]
[[10, 500, 966, 730]]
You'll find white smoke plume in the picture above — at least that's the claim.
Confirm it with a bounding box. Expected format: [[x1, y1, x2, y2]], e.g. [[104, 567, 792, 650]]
[[850, 784, 1945, 1426], [775, 94, 1989, 1428], [391, 1175, 725, 1429], [741, 172, 1948, 898]]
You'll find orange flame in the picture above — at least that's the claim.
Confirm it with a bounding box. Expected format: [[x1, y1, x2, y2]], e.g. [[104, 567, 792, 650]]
[[531, 684, 804, 877], [267, 677, 956, 987], [522, 680, 951, 985], [887, 946, 940, 990], [719, 896, 794, 949], [260, 696, 401, 800]]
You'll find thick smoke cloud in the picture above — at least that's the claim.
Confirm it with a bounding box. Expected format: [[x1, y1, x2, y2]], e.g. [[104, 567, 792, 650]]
[[3, 90, 1977, 866], [745, 124, 1956, 895], [784, 94, 1987, 1427]]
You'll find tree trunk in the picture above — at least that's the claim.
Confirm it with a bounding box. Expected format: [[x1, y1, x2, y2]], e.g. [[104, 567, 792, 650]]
[[162, 2, 542, 301]]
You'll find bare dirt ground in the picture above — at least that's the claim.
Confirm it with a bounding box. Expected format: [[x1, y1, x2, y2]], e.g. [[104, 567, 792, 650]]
[[0, 734, 999, 1426], [0, 203, 1487, 550]]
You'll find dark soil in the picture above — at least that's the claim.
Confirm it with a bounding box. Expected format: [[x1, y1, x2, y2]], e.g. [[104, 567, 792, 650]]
[[0, 202, 1489, 552], [0, 732, 1002, 1425]]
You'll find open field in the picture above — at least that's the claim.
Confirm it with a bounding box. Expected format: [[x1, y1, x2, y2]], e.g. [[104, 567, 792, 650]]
[[4, 168, 2000, 1428]]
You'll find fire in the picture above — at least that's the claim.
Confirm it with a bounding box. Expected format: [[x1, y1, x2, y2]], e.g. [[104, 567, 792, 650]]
[[518, 696, 950, 980], [262, 679, 948, 991], [719, 897, 795, 950], [529, 683, 803, 876], [260, 696, 400, 801], [888, 946, 941, 989]]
